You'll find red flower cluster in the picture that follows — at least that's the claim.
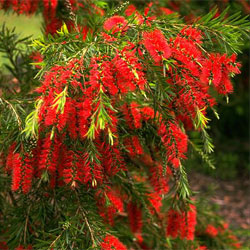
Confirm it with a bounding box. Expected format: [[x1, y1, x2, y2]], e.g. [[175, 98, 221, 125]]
[[0, 0, 39, 14], [95, 187, 124, 225], [158, 121, 188, 168], [201, 53, 241, 95], [101, 235, 127, 250], [143, 29, 171, 63], [127, 202, 143, 241], [166, 204, 197, 240], [103, 15, 128, 34]]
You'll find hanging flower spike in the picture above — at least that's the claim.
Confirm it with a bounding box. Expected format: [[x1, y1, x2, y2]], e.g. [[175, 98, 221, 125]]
[[95, 187, 123, 225], [21, 154, 34, 193], [148, 162, 169, 194], [103, 15, 128, 35], [179, 204, 197, 240], [143, 29, 171, 63], [127, 202, 143, 235], [180, 26, 203, 44], [158, 121, 188, 168], [201, 53, 241, 95], [125, 136, 144, 157], [5, 142, 16, 173], [101, 235, 127, 250], [125, 4, 136, 16], [166, 204, 197, 240], [112, 48, 147, 94], [147, 192, 162, 214], [130, 102, 142, 129], [11, 153, 22, 192]]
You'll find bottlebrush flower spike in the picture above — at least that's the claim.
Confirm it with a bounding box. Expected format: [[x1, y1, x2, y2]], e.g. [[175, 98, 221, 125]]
[[5, 142, 16, 173], [158, 121, 188, 168], [95, 187, 123, 225], [180, 26, 203, 43], [130, 102, 142, 129], [125, 136, 144, 157], [142, 29, 171, 63], [11, 153, 22, 192], [77, 98, 92, 139], [179, 204, 197, 240], [127, 201, 143, 234], [201, 53, 241, 95], [125, 4, 136, 16], [38, 133, 62, 177], [103, 15, 128, 35], [148, 162, 169, 194], [21, 154, 34, 193], [166, 204, 197, 240], [147, 192, 162, 214], [112, 48, 146, 93], [99, 141, 126, 176], [11, 152, 34, 193], [101, 235, 127, 250]]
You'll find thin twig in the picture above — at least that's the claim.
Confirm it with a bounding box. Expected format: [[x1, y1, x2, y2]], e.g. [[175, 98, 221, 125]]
[[1, 98, 22, 130], [75, 190, 96, 247]]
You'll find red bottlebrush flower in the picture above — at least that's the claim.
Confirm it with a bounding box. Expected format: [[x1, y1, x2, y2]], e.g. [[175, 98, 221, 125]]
[[148, 162, 169, 194], [10, 152, 34, 193], [147, 192, 162, 214], [11, 153, 22, 191], [101, 235, 127, 250], [45, 17, 62, 35], [77, 98, 92, 139], [6, 143, 16, 173], [166, 209, 182, 238], [62, 151, 76, 185], [67, 99, 78, 139], [205, 224, 218, 237], [38, 133, 62, 181], [127, 202, 143, 234], [21, 154, 34, 193], [125, 136, 144, 157], [158, 121, 188, 168], [142, 29, 171, 63], [101, 60, 118, 95], [201, 53, 240, 95], [125, 4, 136, 16], [99, 142, 126, 176], [166, 204, 196, 240], [180, 26, 203, 43], [103, 15, 128, 35], [43, 0, 58, 19], [95, 187, 123, 225], [106, 189, 124, 213], [179, 204, 197, 240], [112, 49, 146, 94], [141, 106, 155, 121], [130, 102, 142, 129]]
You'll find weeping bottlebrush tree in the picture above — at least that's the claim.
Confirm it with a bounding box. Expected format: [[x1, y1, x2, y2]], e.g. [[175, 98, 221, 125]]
[[0, 1, 249, 249]]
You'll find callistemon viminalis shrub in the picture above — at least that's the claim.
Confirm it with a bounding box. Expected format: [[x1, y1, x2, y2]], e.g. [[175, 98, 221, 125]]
[[0, 1, 249, 249]]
